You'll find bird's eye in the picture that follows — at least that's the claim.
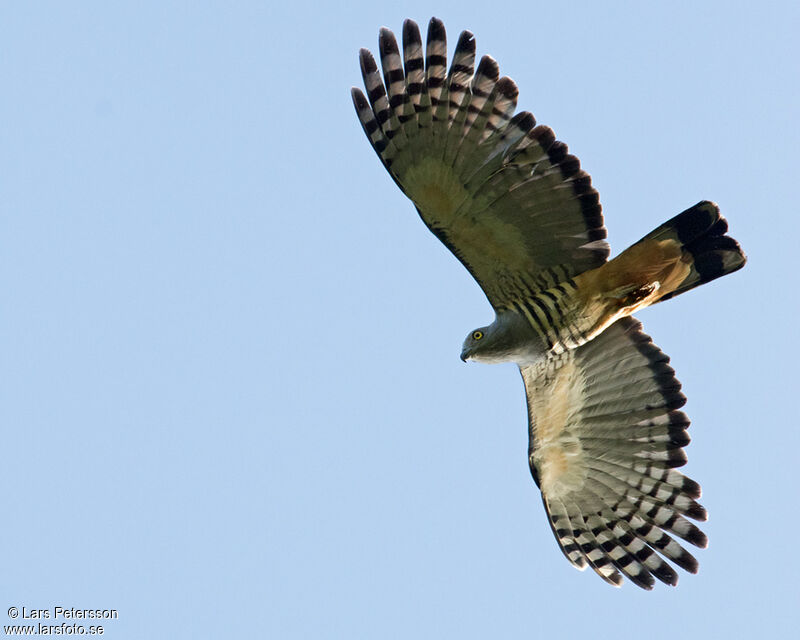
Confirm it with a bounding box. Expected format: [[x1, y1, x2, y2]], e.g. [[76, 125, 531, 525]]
[[472, 330, 483, 340]]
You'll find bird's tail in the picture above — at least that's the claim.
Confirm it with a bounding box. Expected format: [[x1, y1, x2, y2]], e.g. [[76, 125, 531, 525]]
[[597, 201, 746, 311]]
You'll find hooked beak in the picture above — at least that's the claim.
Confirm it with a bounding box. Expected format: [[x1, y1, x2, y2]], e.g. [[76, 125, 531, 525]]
[[460, 349, 469, 363]]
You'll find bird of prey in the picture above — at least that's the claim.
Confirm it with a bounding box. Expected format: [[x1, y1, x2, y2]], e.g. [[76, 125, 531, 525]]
[[351, 17, 746, 589]]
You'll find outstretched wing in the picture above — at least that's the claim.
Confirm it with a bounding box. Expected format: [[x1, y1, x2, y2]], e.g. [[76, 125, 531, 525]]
[[520, 317, 707, 589], [352, 18, 609, 307]]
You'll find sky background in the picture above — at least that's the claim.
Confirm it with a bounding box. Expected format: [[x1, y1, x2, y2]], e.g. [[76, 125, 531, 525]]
[[2, 1, 798, 638]]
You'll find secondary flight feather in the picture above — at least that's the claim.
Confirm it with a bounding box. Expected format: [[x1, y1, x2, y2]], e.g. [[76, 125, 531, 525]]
[[352, 17, 745, 589]]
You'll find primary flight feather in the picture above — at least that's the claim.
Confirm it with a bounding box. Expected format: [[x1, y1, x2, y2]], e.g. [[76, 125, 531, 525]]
[[352, 17, 746, 589]]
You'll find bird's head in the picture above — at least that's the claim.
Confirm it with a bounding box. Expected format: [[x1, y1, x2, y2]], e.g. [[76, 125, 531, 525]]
[[460, 326, 492, 362], [460, 311, 547, 365], [460, 321, 526, 364]]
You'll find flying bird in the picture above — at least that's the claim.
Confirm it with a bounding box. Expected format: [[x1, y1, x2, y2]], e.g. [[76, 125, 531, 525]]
[[352, 17, 746, 589]]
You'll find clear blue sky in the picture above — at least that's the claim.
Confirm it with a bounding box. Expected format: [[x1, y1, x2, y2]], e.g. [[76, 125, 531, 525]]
[[2, 1, 798, 638]]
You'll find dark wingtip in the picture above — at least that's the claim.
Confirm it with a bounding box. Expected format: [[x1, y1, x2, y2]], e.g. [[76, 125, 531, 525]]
[[512, 111, 535, 132], [359, 47, 377, 73], [351, 87, 368, 109], [686, 526, 708, 549], [379, 27, 399, 56], [402, 19, 421, 44], [686, 502, 708, 522], [456, 29, 476, 51], [546, 140, 568, 164], [674, 549, 700, 574], [682, 476, 702, 499], [668, 428, 690, 447], [427, 16, 446, 41], [495, 76, 518, 100], [666, 448, 688, 468], [475, 55, 499, 82], [626, 568, 655, 591], [530, 125, 555, 149], [650, 562, 678, 587], [558, 153, 581, 179]]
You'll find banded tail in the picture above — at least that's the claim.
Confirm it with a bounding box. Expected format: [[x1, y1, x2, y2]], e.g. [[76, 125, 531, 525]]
[[641, 201, 746, 302], [592, 201, 746, 311]]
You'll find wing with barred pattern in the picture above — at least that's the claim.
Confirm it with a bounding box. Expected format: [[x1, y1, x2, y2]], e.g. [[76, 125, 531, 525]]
[[352, 18, 609, 306], [520, 317, 707, 589]]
